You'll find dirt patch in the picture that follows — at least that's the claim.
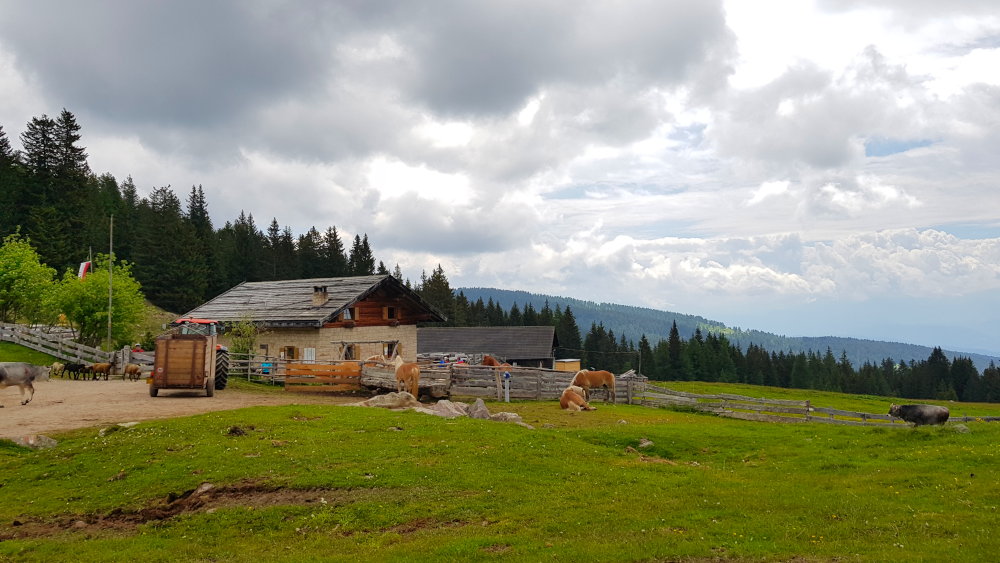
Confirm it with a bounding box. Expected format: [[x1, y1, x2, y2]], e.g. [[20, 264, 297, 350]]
[[2, 482, 471, 540], [2, 482, 358, 539], [0, 379, 357, 439]]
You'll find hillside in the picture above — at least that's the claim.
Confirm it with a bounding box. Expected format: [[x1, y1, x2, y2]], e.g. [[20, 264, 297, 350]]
[[458, 287, 1000, 372]]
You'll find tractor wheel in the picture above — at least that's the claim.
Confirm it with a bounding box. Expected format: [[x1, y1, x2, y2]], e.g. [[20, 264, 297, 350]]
[[149, 385, 158, 397], [215, 349, 229, 390]]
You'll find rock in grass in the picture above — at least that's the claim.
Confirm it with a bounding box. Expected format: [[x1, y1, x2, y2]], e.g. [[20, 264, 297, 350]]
[[468, 399, 491, 420], [12, 435, 57, 449]]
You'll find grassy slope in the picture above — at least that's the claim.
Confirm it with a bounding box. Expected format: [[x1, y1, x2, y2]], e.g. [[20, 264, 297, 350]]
[[2, 385, 999, 562], [0, 342, 58, 365]]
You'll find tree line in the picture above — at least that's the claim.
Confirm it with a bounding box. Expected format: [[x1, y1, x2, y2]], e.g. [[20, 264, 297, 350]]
[[0, 111, 391, 314]]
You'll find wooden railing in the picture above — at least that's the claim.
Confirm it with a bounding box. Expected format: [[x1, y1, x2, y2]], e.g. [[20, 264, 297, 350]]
[[636, 385, 1000, 426], [0, 323, 112, 364]]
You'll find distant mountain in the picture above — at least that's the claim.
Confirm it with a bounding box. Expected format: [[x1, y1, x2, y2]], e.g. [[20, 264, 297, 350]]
[[458, 287, 1000, 372]]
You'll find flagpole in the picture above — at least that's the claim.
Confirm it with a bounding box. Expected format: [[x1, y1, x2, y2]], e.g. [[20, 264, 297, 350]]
[[107, 215, 113, 352]]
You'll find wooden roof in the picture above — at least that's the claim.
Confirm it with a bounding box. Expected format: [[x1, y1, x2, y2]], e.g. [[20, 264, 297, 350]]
[[181, 275, 445, 328], [417, 326, 558, 360]]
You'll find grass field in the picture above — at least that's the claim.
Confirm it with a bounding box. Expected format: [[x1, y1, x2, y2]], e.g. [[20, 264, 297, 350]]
[[0, 342, 58, 365], [2, 382, 999, 562]]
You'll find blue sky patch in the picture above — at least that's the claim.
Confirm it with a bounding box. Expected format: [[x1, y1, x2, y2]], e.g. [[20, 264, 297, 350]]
[[864, 137, 933, 157]]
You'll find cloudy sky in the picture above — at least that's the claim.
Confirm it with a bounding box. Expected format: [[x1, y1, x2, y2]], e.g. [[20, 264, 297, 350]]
[[1, 1, 998, 355]]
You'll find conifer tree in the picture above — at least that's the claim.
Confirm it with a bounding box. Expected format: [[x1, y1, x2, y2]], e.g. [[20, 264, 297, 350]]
[[297, 227, 323, 278], [320, 227, 349, 277]]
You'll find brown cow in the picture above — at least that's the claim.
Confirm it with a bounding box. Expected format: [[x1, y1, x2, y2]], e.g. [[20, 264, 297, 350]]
[[560, 385, 596, 411]]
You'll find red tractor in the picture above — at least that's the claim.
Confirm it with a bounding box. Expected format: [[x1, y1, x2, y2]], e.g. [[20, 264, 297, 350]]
[[149, 318, 229, 397]]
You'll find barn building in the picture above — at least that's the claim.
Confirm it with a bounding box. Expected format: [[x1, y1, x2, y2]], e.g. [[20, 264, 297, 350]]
[[417, 326, 559, 368], [180, 275, 445, 363]]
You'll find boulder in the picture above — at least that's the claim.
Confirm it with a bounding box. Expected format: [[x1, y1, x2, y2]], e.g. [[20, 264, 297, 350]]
[[12, 434, 58, 450], [431, 400, 469, 418], [490, 412, 524, 424], [350, 392, 421, 409], [468, 399, 491, 420]]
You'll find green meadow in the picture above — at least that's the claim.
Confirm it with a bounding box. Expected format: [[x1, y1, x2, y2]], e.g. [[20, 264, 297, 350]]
[[2, 382, 999, 562]]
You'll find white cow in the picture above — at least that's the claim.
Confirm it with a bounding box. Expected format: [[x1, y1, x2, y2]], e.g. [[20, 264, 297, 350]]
[[0, 362, 50, 406]]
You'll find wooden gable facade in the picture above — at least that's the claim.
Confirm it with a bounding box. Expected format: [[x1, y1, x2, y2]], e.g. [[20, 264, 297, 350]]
[[181, 275, 444, 363]]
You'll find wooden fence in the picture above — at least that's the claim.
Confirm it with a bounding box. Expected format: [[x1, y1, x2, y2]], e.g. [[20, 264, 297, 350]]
[[0, 323, 113, 364], [635, 385, 1000, 426]]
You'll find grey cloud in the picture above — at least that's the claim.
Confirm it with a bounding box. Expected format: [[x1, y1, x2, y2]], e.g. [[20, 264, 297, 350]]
[[370, 192, 541, 255], [0, 2, 331, 128], [396, 0, 734, 116], [711, 47, 933, 173]]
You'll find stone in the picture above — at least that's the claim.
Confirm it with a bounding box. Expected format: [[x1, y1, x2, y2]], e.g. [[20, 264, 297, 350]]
[[490, 412, 524, 424], [12, 435, 57, 449], [350, 392, 421, 409], [430, 400, 469, 418], [468, 399, 491, 420]]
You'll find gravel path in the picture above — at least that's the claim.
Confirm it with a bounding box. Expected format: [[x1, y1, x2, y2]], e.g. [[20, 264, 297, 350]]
[[0, 378, 356, 439]]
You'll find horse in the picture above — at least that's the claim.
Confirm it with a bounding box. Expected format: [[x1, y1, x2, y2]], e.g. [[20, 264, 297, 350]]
[[571, 369, 616, 404], [482, 355, 504, 367], [393, 355, 420, 399], [482, 355, 511, 398], [560, 385, 596, 411]]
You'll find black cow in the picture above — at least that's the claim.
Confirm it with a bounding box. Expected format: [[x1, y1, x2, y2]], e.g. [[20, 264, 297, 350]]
[[889, 403, 950, 426]]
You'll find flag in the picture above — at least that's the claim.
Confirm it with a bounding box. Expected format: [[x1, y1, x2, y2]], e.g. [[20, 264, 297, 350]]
[[78, 261, 91, 279]]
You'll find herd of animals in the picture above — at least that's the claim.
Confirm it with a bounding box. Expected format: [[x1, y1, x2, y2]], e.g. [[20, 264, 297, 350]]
[[47, 360, 144, 381], [0, 356, 952, 426]]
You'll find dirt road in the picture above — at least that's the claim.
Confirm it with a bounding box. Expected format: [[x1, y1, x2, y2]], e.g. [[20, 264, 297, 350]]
[[0, 378, 357, 439]]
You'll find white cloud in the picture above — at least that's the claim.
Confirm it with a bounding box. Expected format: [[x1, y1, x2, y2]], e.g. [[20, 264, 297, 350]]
[[0, 1, 998, 352]]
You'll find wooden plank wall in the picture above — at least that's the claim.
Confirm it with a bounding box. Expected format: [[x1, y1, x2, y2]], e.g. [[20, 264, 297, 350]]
[[284, 362, 363, 392]]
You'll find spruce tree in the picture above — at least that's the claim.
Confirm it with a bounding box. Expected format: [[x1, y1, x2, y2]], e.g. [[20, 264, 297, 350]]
[[297, 227, 323, 278], [320, 226, 349, 277], [555, 305, 582, 359]]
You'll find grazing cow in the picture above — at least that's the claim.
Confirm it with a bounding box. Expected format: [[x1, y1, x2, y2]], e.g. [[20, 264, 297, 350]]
[[123, 363, 143, 381], [0, 362, 50, 406], [889, 404, 950, 426], [571, 369, 617, 404], [560, 385, 596, 411], [90, 362, 113, 381]]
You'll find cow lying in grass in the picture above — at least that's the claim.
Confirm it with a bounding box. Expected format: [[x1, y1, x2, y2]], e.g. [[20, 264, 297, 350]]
[[560, 385, 596, 411], [0, 362, 50, 406]]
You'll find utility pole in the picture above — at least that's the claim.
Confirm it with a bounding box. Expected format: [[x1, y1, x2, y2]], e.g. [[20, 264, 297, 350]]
[[107, 215, 113, 352]]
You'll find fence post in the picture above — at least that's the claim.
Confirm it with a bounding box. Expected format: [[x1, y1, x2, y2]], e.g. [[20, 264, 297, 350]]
[[536, 372, 542, 400]]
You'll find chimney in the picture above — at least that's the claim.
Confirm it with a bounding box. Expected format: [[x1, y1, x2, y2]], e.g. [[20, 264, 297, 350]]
[[312, 286, 329, 307]]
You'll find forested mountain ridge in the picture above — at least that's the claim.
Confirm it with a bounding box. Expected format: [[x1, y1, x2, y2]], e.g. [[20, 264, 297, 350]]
[[458, 287, 1000, 372]]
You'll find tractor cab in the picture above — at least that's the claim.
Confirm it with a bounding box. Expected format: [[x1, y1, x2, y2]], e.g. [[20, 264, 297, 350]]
[[170, 318, 226, 337]]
